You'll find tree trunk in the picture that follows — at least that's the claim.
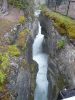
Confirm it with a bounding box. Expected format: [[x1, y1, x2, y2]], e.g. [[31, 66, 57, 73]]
[[2, 0, 8, 13]]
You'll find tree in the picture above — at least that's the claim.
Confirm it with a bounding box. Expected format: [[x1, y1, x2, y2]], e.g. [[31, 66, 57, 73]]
[[8, 0, 34, 17], [47, 0, 63, 7], [1, 0, 8, 13]]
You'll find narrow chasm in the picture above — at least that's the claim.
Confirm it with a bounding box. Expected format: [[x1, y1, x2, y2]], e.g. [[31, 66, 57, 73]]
[[32, 11, 49, 100]]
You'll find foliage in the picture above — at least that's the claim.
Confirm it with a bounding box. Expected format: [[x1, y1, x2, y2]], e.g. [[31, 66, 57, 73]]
[[0, 45, 20, 87], [7, 45, 20, 56], [16, 28, 29, 48], [8, 0, 23, 8], [8, 0, 34, 9], [0, 53, 9, 85], [41, 7, 75, 39], [8, 0, 34, 17], [0, 45, 20, 57], [18, 16, 26, 25], [57, 40, 65, 49], [0, 53, 9, 70], [39, 4, 46, 10], [0, 71, 6, 84]]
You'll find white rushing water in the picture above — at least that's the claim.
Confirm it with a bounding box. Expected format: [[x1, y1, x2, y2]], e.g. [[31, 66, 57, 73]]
[[32, 19, 48, 100]]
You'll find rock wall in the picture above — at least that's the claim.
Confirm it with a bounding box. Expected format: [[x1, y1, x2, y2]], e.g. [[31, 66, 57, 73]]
[[40, 14, 75, 100], [15, 18, 38, 100], [0, 17, 38, 100]]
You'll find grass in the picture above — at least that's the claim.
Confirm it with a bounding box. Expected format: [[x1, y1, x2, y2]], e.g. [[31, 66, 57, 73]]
[[41, 7, 75, 39]]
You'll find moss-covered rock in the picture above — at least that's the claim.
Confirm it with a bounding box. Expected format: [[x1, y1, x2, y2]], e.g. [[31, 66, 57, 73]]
[[41, 7, 75, 39]]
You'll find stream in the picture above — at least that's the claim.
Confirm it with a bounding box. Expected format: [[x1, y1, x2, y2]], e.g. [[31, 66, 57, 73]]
[[32, 12, 48, 100]]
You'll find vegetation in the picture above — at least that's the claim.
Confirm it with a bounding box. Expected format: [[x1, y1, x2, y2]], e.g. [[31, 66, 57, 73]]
[[0, 45, 20, 56], [57, 40, 65, 49], [0, 0, 33, 98], [0, 71, 6, 84], [0, 45, 20, 89], [16, 28, 29, 48], [18, 16, 26, 25], [7, 0, 34, 17], [0, 53, 9, 70], [8, 0, 27, 9], [0, 53, 9, 85], [8, 0, 34, 10], [41, 7, 75, 39], [7, 45, 20, 56]]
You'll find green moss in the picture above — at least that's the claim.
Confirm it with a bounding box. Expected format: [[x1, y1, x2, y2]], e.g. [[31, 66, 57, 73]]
[[7, 45, 20, 56], [41, 7, 75, 39]]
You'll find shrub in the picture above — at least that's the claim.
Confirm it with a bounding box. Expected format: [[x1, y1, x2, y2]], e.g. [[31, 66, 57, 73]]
[[16, 28, 29, 48], [18, 16, 26, 25], [8, 0, 23, 8], [7, 45, 20, 56], [0, 53, 9, 86], [1, 53, 9, 70], [0, 71, 6, 84], [57, 40, 65, 49], [8, 0, 31, 9], [0, 53, 9, 70]]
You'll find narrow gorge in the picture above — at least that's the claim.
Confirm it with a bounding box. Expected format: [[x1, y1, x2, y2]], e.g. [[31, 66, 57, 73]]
[[0, 0, 75, 100], [33, 21, 48, 100]]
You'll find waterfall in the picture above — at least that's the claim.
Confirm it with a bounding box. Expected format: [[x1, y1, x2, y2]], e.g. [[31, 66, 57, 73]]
[[32, 12, 48, 100]]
